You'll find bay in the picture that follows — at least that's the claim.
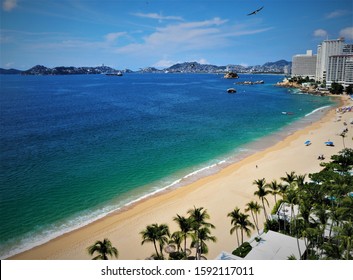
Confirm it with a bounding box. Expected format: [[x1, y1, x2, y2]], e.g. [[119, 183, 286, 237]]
[[0, 73, 334, 258]]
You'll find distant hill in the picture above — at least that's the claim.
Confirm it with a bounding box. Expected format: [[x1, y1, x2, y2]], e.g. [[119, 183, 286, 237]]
[[0, 60, 291, 75], [160, 60, 291, 74], [21, 65, 126, 75], [0, 68, 22, 74], [165, 62, 225, 73], [262, 59, 291, 68]]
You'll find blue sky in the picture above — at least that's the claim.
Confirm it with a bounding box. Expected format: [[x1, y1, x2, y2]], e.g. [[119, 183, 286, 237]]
[[1, 0, 352, 70]]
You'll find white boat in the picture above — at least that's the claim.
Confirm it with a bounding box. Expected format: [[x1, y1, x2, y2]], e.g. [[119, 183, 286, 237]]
[[227, 88, 236, 93], [105, 71, 123, 76]]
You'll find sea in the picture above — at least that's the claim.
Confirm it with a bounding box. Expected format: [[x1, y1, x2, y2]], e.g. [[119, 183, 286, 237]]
[[0, 73, 335, 259]]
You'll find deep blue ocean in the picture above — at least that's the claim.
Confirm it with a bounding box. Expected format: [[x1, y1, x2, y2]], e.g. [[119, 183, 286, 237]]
[[0, 73, 334, 258]]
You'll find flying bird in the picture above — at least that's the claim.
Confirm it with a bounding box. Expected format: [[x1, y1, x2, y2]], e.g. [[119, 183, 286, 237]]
[[247, 6, 264, 16]]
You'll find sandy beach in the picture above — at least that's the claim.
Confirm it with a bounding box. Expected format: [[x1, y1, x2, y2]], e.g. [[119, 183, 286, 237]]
[[11, 96, 353, 260]]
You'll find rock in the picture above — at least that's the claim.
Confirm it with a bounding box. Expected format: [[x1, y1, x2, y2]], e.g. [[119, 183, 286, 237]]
[[224, 72, 239, 79]]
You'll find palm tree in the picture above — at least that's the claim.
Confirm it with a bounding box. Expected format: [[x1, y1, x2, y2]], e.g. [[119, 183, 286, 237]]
[[187, 206, 215, 260], [340, 131, 346, 149], [283, 187, 298, 235], [245, 201, 262, 234], [173, 214, 193, 254], [140, 223, 170, 259], [169, 231, 183, 253], [237, 212, 255, 244], [253, 178, 270, 220], [281, 171, 297, 188], [335, 221, 353, 260], [191, 227, 217, 258], [87, 238, 118, 260], [267, 180, 281, 204], [296, 174, 307, 189], [227, 207, 241, 247]]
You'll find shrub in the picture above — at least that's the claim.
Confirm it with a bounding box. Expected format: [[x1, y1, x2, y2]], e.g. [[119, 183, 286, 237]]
[[232, 242, 252, 258]]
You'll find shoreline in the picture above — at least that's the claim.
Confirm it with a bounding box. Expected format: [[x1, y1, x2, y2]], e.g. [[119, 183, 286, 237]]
[[10, 96, 353, 260]]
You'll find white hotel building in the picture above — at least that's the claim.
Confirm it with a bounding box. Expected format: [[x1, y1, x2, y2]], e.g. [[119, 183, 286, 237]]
[[315, 38, 345, 82], [291, 50, 317, 78], [326, 55, 353, 88], [290, 37, 353, 89]]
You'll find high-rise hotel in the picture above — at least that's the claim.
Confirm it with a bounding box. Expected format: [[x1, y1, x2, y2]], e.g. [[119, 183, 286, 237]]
[[292, 37, 353, 89], [291, 50, 317, 79], [315, 38, 345, 82]]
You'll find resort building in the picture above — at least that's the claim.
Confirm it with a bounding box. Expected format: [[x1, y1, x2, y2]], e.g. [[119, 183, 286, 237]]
[[315, 38, 345, 82], [216, 230, 306, 260], [291, 50, 317, 78], [326, 55, 353, 89]]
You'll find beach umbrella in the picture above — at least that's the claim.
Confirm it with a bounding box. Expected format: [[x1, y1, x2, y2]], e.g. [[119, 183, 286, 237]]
[[304, 140, 311, 146]]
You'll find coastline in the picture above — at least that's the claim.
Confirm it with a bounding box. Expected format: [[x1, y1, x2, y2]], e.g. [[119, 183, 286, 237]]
[[10, 95, 353, 260]]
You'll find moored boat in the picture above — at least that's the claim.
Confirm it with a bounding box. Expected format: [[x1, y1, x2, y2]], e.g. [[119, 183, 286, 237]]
[[227, 88, 236, 93]]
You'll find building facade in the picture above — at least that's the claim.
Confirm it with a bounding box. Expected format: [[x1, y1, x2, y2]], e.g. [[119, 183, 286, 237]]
[[291, 50, 317, 78], [326, 55, 353, 88], [315, 38, 345, 82]]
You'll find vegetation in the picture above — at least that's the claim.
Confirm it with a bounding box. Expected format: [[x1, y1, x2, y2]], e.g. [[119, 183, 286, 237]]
[[330, 82, 344, 95], [88, 149, 352, 260], [140, 206, 216, 260], [288, 76, 316, 85], [87, 238, 118, 260], [264, 148, 353, 259], [346, 85, 353, 95], [232, 242, 252, 258], [140, 223, 170, 260]]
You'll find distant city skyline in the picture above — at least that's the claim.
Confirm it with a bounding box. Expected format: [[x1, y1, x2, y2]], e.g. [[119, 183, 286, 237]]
[[1, 0, 352, 70]]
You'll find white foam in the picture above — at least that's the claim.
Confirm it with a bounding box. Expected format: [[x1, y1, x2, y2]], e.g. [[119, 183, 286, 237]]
[[305, 105, 331, 117], [0, 158, 231, 260]]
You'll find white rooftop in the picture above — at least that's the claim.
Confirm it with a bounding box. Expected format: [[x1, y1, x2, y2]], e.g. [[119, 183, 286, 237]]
[[245, 230, 306, 260], [216, 230, 306, 260]]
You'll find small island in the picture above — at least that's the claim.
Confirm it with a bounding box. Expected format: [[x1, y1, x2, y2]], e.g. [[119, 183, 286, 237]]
[[224, 72, 239, 79]]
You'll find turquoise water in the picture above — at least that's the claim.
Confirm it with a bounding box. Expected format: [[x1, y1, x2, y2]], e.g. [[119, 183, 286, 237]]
[[0, 73, 334, 258]]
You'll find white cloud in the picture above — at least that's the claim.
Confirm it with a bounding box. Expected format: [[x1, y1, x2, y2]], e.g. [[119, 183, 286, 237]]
[[153, 58, 209, 68], [339, 27, 353, 40], [2, 0, 17, 11], [153, 59, 177, 68], [114, 17, 272, 62], [104, 32, 127, 43], [196, 58, 209, 65], [115, 18, 228, 55], [132, 12, 184, 22], [326, 10, 348, 19], [313, 29, 328, 38]]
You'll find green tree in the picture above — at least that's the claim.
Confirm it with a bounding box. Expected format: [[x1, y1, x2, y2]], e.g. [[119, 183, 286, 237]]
[[227, 207, 241, 247], [237, 212, 255, 244], [253, 178, 270, 220], [140, 223, 170, 259], [191, 227, 217, 258], [281, 171, 297, 188], [245, 201, 262, 234], [187, 206, 215, 260], [169, 231, 183, 253], [330, 82, 344, 94], [173, 214, 193, 254], [267, 180, 281, 204], [335, 221, 353, 260], [87, 238, 118, 260]]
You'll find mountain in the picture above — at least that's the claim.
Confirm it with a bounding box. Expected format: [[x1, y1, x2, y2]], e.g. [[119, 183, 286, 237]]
[[165, 62, 225, 73], [0, 68, 22, 74], [160, 60, 291, 74], [1, 60, 292, 75], [21, 65, 126, 75]]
